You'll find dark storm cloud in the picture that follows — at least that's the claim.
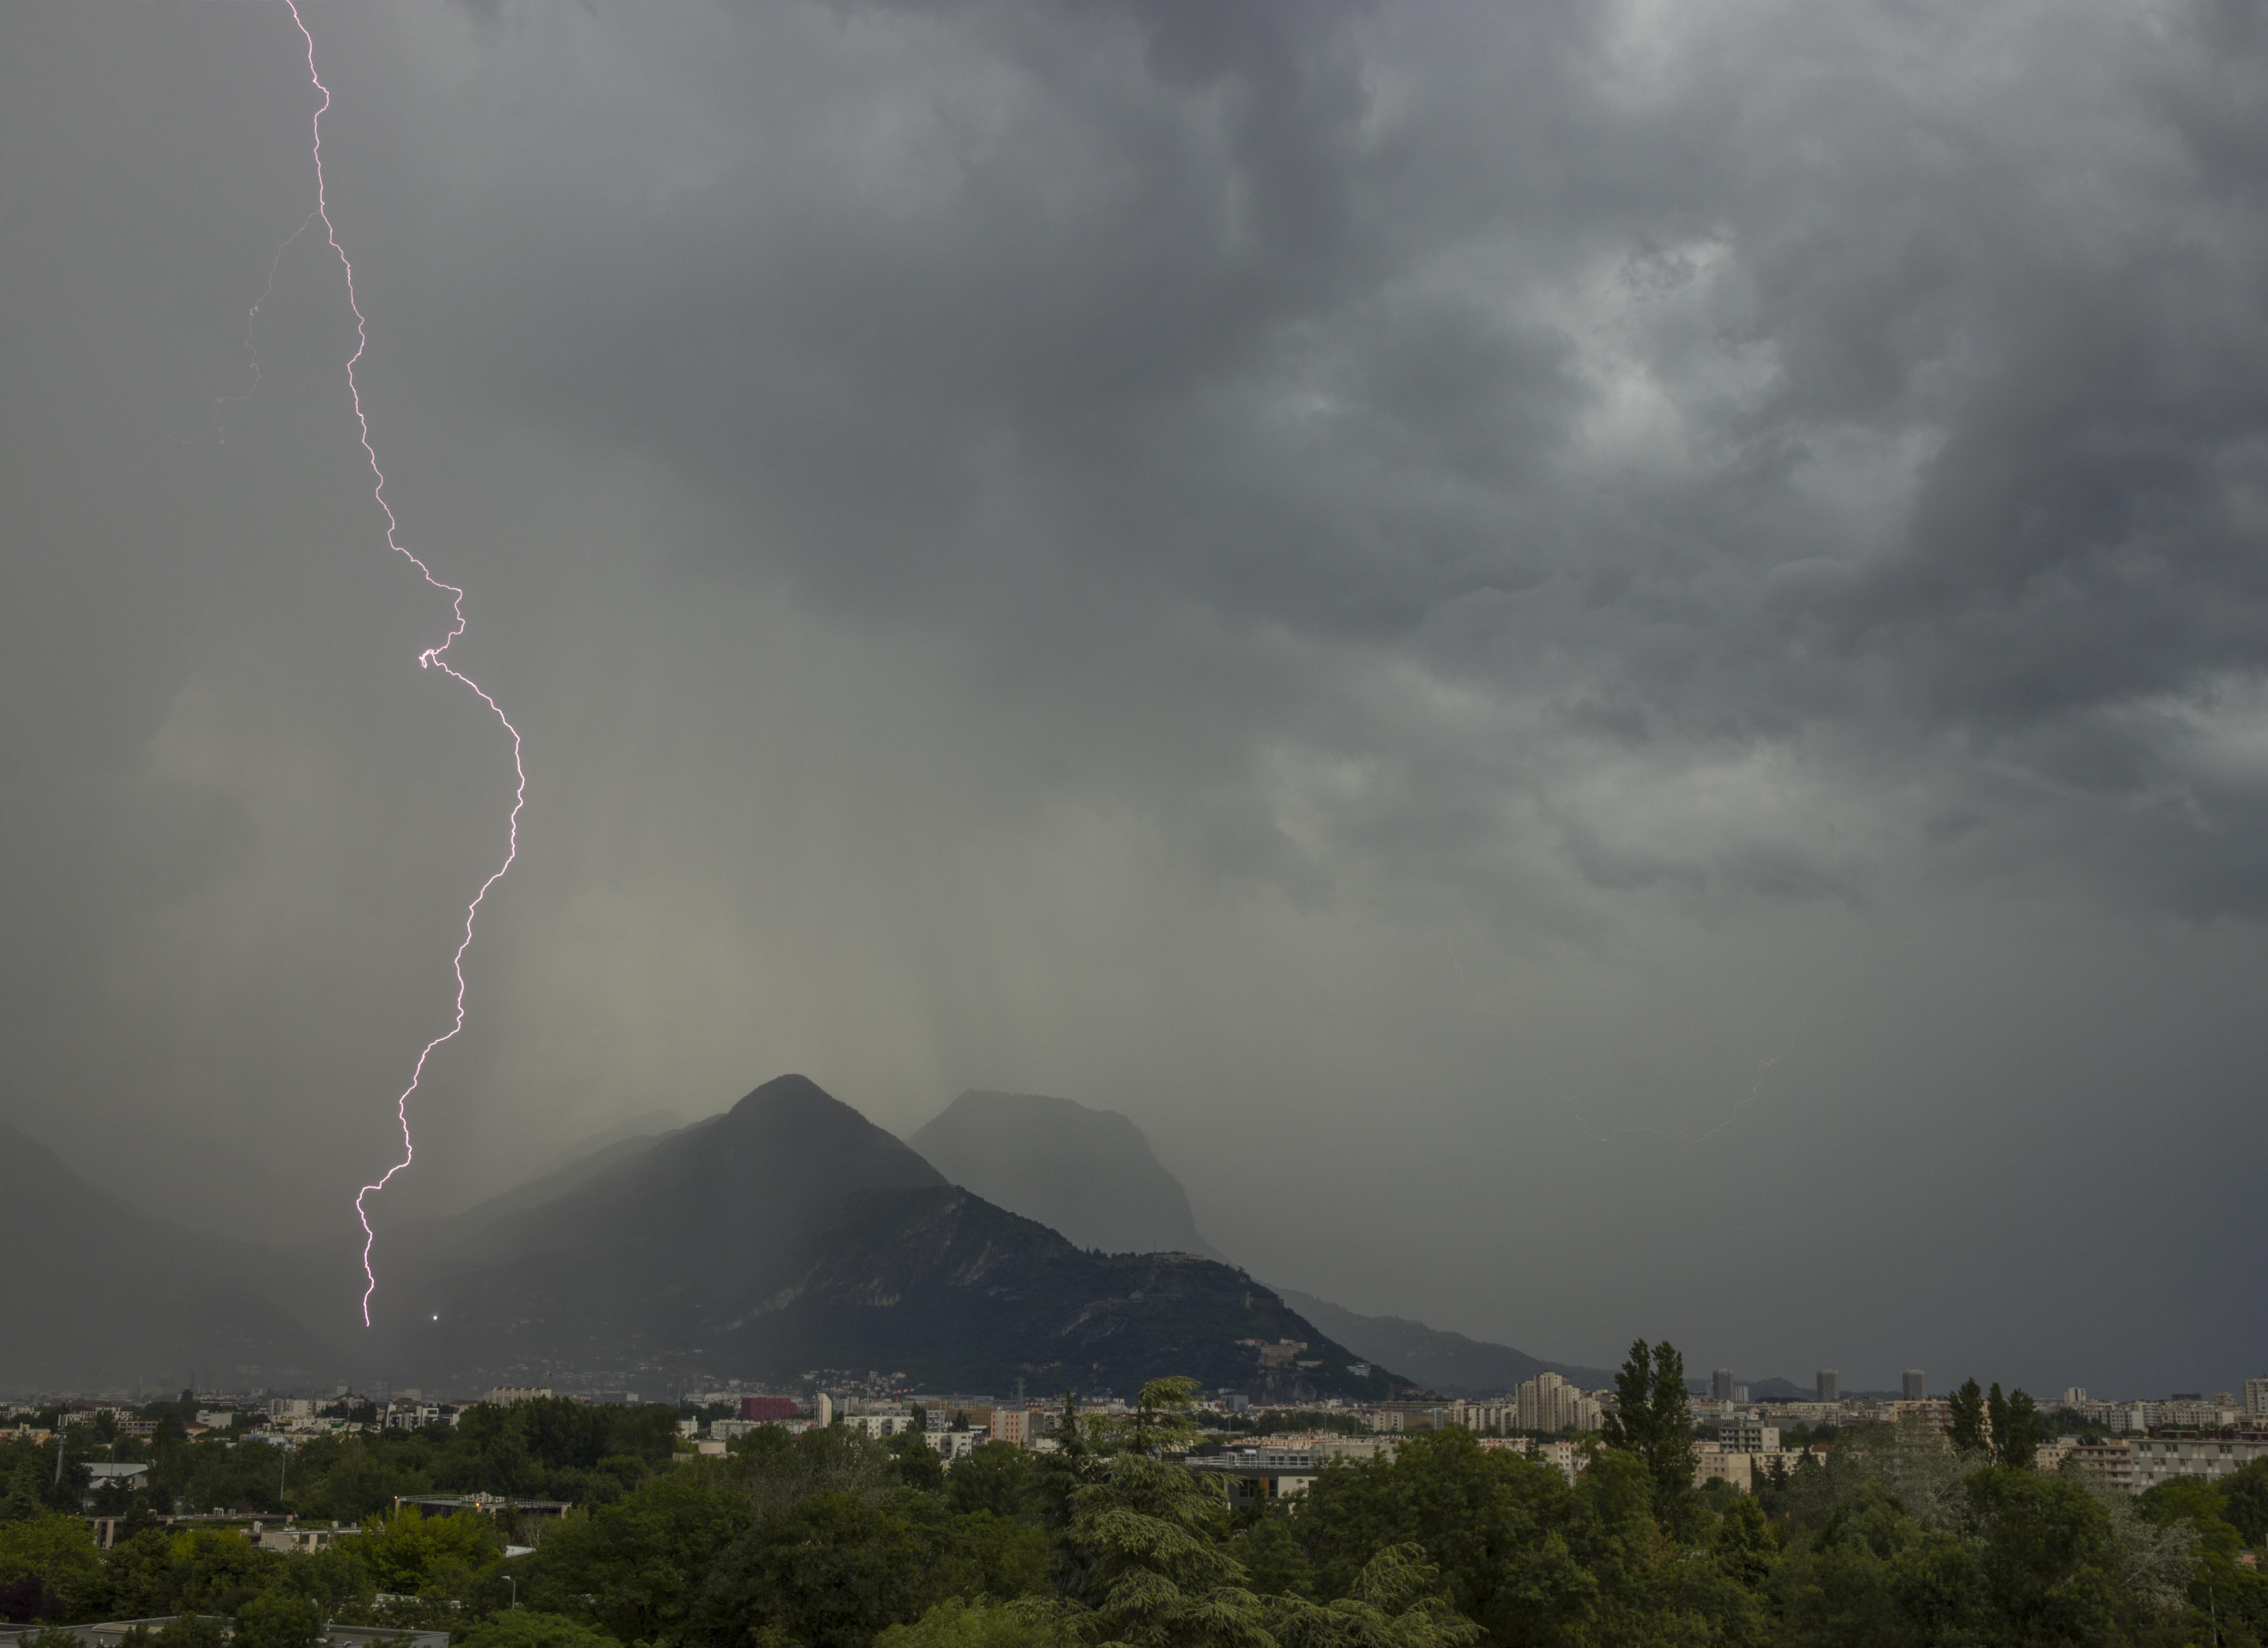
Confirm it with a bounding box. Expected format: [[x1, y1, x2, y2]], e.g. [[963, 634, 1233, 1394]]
[[5, 0, 2268, 1394], [360, 0, 2268, 917]]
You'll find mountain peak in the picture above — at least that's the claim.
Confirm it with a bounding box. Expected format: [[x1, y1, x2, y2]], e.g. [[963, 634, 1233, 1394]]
[[909, 1090, 1222, 1260]]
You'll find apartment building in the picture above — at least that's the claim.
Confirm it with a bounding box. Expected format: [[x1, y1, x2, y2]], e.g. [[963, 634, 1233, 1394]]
[[2126, 1433, 2268, 1491], [988, 1406, 1061, 1447], [1721, 1420, 1780, 1454], [1514, 1373, 1602, 1434]]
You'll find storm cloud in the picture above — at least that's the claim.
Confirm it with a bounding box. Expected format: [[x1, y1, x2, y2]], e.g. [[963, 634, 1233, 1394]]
[[2, 0, 2265, 1395]]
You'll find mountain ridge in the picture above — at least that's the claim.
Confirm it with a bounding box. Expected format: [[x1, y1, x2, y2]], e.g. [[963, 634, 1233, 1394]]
[[901, 1089, 1621, 1398], [365, 1075, 1400, 1400], [1275, 1289, 1616, 1396]]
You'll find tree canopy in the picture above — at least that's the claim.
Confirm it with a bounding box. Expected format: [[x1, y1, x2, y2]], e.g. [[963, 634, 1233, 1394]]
[[4, 1370, 2263, 1648]]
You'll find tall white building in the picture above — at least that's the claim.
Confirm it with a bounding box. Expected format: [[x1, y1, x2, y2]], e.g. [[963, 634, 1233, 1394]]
[[1514, 1372, 1602, 1434]]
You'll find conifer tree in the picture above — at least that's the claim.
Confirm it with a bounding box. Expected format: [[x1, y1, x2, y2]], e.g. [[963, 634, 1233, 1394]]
[[1948, 1377, 1989, 1455]]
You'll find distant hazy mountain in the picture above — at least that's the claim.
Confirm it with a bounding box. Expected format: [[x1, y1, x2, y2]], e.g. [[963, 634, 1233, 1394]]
[[905, 1091, 1610, 1399], [0, 1119, 342, 1391], [908, 1091, 1224, 1260], [369, 1075, 1399, 1400], [1277, 1290, 1616, 1396]]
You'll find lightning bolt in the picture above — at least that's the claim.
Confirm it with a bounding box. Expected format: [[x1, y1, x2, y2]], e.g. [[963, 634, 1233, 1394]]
[[281, 1, 527, 1327]]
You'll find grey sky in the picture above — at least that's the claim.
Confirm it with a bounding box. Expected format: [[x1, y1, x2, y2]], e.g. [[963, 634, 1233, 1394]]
[[2, 0, 2264, 1396]]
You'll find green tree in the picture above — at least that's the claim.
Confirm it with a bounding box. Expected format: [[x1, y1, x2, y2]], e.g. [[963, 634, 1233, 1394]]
[[1086, 1378, 1204, 1459], [103, 1531, 187, 1620], [268, 1543, 373, 1617], [345, 1508, 500, 1600], [0, 1464, 46, 1527], [1228, 1508, 1313, 1599], [452, 1609, 619, 1648], [1600, 1338, 1696, 1516], [154, 1618, 229, 1648], [523, 1463, 754, 1644], [2222, 1455, 2268, 1547], [0, 1514, 110, 1622], [1715, 1493, 1777, 1590], [944, 1445, 1039, 1522], [1948, 1378, 1988, 1456], [874, 1597, 1081, 1648], [1055, 1453, 1270, 1648], [1988, 1387, 2041, 1471], [729, 1424, 898, 1517], [695, 1490, 1039, 1648], [231, 1591, 323, 1648], [1294, 1427, 1596, 1644], [1962, 1466, 2121, 1641], [1261, 1544, 1481, 1648], [13, 1628, 88, 1648], [1132, 1378, 1202, 1457], [888, 1429, 947, 1493], [166, 1529, 283, 1616]]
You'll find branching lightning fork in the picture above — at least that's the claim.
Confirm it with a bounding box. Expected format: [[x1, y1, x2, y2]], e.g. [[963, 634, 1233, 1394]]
[[282, 1, 526, 1326]]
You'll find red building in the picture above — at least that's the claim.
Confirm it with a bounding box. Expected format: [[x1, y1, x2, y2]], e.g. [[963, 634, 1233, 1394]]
[[740, 1396, 799, 1422]]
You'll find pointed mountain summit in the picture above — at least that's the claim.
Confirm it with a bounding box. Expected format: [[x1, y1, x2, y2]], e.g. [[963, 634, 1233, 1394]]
[[909, 1090, 1224, 1259], [438, 1072, 944, 1272], [369, 1074, 1398, 1400]]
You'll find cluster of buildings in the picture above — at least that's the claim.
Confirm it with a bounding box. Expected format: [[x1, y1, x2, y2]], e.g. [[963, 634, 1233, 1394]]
[[1379, 1373, 1606, 1436], [15, 1368, 2267, 1509], [678, 1389, 1135, 1460]]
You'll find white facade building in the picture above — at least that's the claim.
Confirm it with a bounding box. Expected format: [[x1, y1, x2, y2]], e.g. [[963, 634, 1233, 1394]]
[[930, 1429, 984, 1462]]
